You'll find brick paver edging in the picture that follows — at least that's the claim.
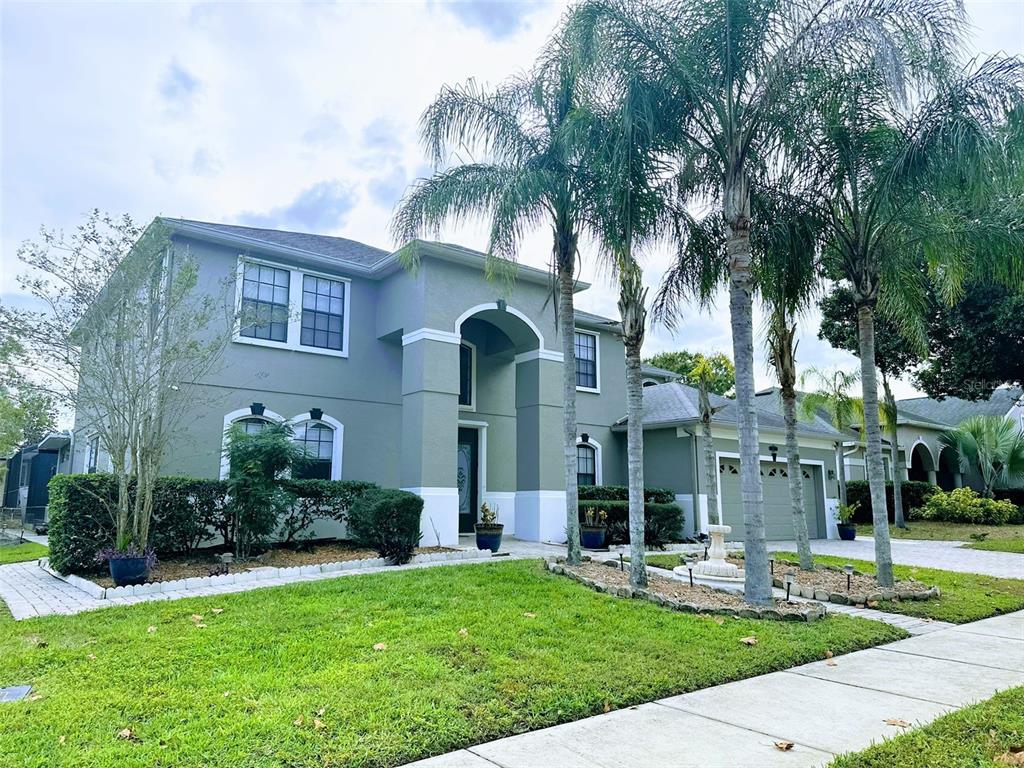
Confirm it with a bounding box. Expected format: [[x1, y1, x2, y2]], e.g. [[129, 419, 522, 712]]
[[39, 548, 494, 601]]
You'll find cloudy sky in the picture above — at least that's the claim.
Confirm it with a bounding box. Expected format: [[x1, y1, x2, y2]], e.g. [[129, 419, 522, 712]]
[[2, 0, 1021, 399]]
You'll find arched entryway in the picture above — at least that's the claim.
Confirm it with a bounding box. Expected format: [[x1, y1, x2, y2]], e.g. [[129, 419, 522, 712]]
[[908, 442, 936, 484], [937, 446, 962, 491]]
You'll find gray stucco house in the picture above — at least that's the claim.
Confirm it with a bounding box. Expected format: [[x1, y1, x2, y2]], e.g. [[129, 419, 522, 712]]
[[67, 218, 858, 545]]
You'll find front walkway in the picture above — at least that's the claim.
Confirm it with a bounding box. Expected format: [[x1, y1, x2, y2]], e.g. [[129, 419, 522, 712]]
[[406, 610, 1024, 768], [769, 537, 1024, 579]]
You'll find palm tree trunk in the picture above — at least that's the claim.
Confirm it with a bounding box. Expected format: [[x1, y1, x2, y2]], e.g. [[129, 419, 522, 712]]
[[558, 266, 582, 565], [726, 221, 771, 605], [856, 304, 895, 588], [625, 338, 647, 588], [883, 377, 906, 529], [836, 442, 848, 507], [699, 391, 719, 526], [782, 391, 813, 570]]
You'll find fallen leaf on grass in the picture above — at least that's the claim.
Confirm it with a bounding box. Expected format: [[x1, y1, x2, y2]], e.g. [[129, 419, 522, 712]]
[[190, 614, 203, 623], [117, 728, 138, 742], [211, 608, 224, 615], [995, 747, 1024, 766], [774, 741, 794, 751], [293, 716, 304, 727], [825, 650, 834, 659], [921, 617, 934, 623], [313, 718, 325, 730], [712, 617, 725, 626], [195, 623, 207, 629], [603, 701, 611, 713], [523, 612, 537, 619], [458, 627, 468, 636], [739, 636, 758, 646], [146, 626, 157, 634], [87, 653, 97, 661], [867, 600, 879, 608], [222, 691, 231, 698], [28, 694, 43, 701], [59, 736, 66, 745], [884, 718, 912, 728], [372, 642, 387, 651]]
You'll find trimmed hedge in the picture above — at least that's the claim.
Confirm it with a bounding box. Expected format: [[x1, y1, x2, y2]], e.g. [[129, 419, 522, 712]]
[[579, 484, 675, 504], [846, 480, 939, 524], [917, 488, 1021, 525], [346, 488, 423, 564], [578, 499, 685, 548], [47, 473, 379, 574]]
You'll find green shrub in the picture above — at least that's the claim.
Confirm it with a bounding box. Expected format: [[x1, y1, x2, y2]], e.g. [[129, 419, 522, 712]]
[[917, 487, 1019, 525], [47, 473, 118, 574], [149, 477, 228, 556], [278, 479, 378, 545], [579, 484, 675, 504], [578, 500, 684, 548], [346, 488, 423, 564], [846, 480, 939, 523]]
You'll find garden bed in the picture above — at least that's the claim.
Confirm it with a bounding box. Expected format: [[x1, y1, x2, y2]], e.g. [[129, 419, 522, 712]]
[[549, 558, 826, 621], [775, 562, 938, 606]]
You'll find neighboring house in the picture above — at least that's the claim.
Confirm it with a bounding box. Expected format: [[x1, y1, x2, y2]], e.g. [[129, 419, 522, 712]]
[[837, 387, 1024, 492], [67, 218, 844, 546], [1, 432, 72, 526]]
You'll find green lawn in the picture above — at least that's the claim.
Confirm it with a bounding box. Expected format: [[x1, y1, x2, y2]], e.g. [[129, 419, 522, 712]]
[[0, 541, 48, 565], [855, 520, 1024, 545], [773, 551, 1024, 623], [0, 559, 903, 768], [967, 537, 1024, 554], [831, 686, 1024, 768]]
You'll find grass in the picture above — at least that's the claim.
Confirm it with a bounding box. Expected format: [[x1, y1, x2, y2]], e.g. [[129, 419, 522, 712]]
[[967, 537, 1024, 554], [0, 559, 903, 768], [855, 520, 1024, 545], [0, 541, 48, 565], [773, 551, 1024, 623], [830, 686, 1024, 768], [645, 553, 687, 569]]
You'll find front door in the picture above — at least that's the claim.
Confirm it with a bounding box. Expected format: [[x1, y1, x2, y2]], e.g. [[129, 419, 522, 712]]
[[457, 427, 479, 533]]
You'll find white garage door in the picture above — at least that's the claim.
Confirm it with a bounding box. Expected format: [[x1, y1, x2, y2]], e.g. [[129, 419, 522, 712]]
[[719, 458, 822, 540]]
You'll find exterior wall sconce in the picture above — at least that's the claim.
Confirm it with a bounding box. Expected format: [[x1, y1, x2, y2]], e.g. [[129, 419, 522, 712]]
[[250, 402, 265, 416], [828, 469, 836, 481], [580, 433, 589, 444], [496, 299, 507, 312], [769, 445, 779, 462], [309, 408, 323, 421]]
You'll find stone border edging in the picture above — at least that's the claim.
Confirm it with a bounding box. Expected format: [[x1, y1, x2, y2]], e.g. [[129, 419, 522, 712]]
[[546, 557, 826, 622], [40, 548, 494, 600], [773, 562, 940, 606]]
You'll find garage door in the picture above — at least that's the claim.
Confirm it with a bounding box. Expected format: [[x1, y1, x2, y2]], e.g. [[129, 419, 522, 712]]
[[718, 458, 821, 540]]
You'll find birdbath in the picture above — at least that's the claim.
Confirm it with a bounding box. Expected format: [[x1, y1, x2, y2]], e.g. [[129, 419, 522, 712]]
[[675, 523, 744, 583]]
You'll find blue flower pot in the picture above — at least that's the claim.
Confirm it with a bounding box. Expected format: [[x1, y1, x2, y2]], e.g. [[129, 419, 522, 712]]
[[580, 525, 607, 549], [475, 524, 503, 552], [837, 523, 857, 541], [108, 557, 150, 587]]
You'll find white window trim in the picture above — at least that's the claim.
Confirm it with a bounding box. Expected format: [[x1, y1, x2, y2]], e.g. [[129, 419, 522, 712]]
[[576, 437, 603, 486], [289, 411, 344, 481], [458, 340, 477, 412], [84, 433, 101, 474], [574, 328, 601, 394], [233, 256, 351, 359]]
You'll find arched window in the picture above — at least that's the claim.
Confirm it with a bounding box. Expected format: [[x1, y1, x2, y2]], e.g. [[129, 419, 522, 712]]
[[577, 443, 596, 487], [219, 407, 286, 479], [236, 417, 270, 436], [293, 421, 335, 480]]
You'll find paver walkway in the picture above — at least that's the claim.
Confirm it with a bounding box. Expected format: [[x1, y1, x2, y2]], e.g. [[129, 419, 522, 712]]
[[769, 536, 1023, 579], [405, 610, 1024, 768]]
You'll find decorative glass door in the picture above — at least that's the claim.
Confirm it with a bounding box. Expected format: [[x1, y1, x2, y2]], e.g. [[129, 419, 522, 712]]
[[457, 427, 479, 533]]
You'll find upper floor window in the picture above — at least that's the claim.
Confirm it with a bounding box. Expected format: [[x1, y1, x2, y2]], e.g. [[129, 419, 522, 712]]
[[577, 443, 596, 487], [301, 275, 345, 351], [240, 264, 290, 342], [236, 417, 270, 436], [235, 258, 350, 358], [459, 342, 474, 408], [575, 330, 599, 391], [293, 421, 335, 480], [86, 435, 100, 473]]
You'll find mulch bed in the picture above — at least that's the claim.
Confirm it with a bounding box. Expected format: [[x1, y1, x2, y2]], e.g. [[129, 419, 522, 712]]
[[551, 559, 825, 621], [86, 542, 455, 588], [776, 564, 938, 606]]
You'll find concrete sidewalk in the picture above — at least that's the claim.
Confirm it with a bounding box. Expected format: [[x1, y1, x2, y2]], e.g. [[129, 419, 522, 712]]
[[405, 611, 1024, 768]]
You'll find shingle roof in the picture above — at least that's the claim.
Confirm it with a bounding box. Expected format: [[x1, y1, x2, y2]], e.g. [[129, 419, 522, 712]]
[[641, 363, 681, 381], [574, 309, 621, 330], [897, 387, 1023, 428], [164, 218, 391, 266], [615, 381, 845, 439]]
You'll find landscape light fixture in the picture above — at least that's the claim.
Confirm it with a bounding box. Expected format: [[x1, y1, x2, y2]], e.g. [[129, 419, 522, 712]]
[[619, 553, 624, 572], [685, 556, 695, 587], [769, 556, 775, 575], [784, 570, 796, 601], [703, 544, 709, 561], [844, 564, 855, 592]]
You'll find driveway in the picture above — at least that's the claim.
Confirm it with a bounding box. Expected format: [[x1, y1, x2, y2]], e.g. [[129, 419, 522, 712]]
[[769, 536, 1023, 579]]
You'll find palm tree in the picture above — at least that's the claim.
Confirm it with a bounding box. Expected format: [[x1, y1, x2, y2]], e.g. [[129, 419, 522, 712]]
[[800, 367, 860, 507], [568, 0, 959, 604], [940, 416, 1024, 498], [579, 74, 672, 588], [391, 44, 593, 564], [793, 56, 1024, 586]]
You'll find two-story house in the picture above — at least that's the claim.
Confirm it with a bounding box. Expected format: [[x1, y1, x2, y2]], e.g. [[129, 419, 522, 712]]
[[65, 217, 852, 546]]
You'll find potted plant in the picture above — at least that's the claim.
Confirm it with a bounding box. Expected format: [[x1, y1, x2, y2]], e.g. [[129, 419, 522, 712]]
[[97, 543, 156, 586], [580, 507, 608, 549], [474, 502, 504, 552], [836, 501, 859, 541]]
